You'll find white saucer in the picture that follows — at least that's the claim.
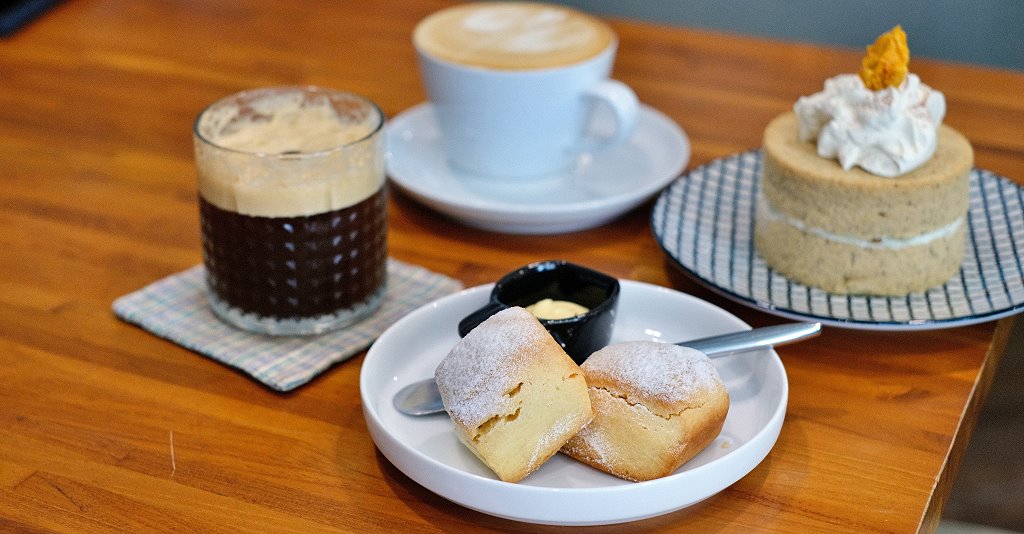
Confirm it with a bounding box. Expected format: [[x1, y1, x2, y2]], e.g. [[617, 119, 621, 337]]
[[360, 281, 788, 526], [385, 103, 690, 234]]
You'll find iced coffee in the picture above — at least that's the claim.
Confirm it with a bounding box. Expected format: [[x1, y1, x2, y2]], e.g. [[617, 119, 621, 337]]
[[193, 87, 387, 335]]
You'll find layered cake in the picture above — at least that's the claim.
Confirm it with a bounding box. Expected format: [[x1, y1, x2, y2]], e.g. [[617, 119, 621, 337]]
[[434, 307, 592, 482], [754, 26, 973, 295], [561, 341, 729, 482]]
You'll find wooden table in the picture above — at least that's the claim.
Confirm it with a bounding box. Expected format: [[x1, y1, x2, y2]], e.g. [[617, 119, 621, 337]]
[[2, 1, 1021, 532]]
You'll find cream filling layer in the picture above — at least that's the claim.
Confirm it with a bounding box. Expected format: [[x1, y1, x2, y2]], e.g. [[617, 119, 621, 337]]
[[757, 194, 963, 250]]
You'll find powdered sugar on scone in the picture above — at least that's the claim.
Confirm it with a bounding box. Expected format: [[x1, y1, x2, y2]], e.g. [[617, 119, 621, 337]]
[[582, 341, 722, 415], [435, 307, 548, 429], [562, 340, 730, 481], [434, 305, 593, 483]]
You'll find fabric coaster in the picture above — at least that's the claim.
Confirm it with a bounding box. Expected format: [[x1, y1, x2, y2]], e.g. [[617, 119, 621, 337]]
[[113, 259, 463, 391]]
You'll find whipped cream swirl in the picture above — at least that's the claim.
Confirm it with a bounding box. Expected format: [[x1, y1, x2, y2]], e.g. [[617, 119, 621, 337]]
[[794, 73, 946, 177]]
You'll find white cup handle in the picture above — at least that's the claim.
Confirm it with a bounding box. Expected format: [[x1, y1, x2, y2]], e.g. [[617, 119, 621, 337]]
[[580, 79, 639, 152]]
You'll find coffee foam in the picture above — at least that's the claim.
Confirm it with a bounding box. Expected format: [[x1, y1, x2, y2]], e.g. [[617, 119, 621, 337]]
[[194, 89, 384, 218], [414, 2, 614, 70]]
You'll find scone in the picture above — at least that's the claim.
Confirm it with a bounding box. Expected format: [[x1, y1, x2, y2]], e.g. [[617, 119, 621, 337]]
[[561, 341, 729, 482], [434, 306, 593, 482]]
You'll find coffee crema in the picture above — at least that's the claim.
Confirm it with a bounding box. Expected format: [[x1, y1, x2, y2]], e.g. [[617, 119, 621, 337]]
[[413, 2, 614, 70], [194, 87, 384, 218]]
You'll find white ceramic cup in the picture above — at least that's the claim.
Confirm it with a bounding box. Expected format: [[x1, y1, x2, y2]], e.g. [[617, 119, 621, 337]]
[[413, 3, 639, 178]]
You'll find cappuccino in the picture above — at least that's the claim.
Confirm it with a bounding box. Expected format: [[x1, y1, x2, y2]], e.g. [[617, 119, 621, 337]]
[[413, 2, 614, 70]]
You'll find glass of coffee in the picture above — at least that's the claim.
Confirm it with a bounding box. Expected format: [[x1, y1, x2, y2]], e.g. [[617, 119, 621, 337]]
[[193, 86, 387, 336]]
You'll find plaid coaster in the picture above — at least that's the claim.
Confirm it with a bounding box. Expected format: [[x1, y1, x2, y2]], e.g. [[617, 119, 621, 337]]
[[112, 259, 462, 391]]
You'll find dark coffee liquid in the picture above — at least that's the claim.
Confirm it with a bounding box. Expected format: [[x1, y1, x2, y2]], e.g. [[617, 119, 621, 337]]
[[199, 188, 387, 321]]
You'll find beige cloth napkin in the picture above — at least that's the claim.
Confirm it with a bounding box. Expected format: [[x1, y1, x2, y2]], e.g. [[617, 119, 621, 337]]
[[113, 259, 462, 391]]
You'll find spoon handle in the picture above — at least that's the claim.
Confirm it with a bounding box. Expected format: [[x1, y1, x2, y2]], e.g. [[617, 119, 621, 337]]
[[682, 322, 822, 356]]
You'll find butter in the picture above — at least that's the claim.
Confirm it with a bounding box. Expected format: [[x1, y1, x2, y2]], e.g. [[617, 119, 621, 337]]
[[525, 298, 589, 320]]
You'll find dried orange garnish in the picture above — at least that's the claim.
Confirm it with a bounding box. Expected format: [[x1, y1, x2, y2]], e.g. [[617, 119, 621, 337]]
[[859, 25, 909, 90]]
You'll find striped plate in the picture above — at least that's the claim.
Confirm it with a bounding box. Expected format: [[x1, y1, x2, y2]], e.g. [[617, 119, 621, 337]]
[[651, 150, 1024, 330]]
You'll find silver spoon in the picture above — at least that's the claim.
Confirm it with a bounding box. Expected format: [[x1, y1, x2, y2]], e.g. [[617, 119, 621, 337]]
[[392, 321, 822, 416]]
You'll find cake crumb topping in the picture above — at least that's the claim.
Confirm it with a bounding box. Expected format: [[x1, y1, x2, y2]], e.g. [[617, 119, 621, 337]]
[[860, 25, 909, 90]]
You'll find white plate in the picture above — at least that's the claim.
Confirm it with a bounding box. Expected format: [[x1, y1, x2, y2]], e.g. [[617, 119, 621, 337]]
[[360, 280, 788, 526], [651, 150, 1024, 330], [385, 103, 690, 235]]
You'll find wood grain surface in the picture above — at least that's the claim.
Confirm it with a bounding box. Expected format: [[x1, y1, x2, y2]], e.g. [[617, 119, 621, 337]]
[[1, 1, 1021, 532]]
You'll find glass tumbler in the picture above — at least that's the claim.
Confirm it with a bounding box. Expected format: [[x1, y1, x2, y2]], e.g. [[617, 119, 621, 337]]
[[193, 86, 387, 335]]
